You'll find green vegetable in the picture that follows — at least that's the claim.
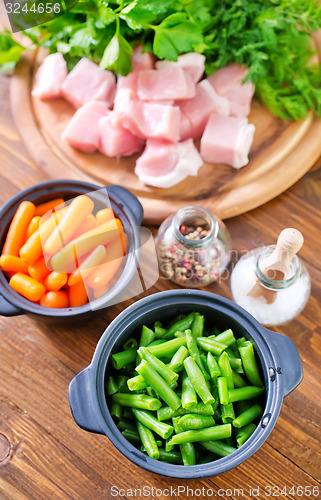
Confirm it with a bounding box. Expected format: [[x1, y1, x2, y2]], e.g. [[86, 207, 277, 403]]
[[136, 421, 160, 459], [178, 413, 215, 430], [167, 424, 232, 445], [112, 393, 162, 411], [172, 416, 196, 466], [132, 408, 174, 439]]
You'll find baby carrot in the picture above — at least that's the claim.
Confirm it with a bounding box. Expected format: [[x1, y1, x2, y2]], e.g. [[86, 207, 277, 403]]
[[2, 201, 36, 256], [28, 256, 50, 282], [44, 272, 68, 291], [68, 245, 107, 286], [40, 291, 69, 308], [50, 218, 123, 273], [92, 283, 110, 300], [26, 216, 41, 240], [44, 195, 95, 256], [20, 210, 66, 265], [86, 234, 127, 289], [69, 280, 88, 307], [72, 214, 98, 240], [0, 255, 29, 274], [96, 208, 114, 225], [9, 273, 46, 302], [34, 198, 65, 216]]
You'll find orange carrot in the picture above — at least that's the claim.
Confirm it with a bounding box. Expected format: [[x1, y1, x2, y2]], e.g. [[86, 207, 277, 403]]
[[19, 209, 66, 266], [50, 218, 123, 273], [0, 255, 29, 274], [96, 208, 114, 225], [9, 273, 46, 302], [2, 201, 36, 256], [44, 195, 95, 256], [72, 214, 98, 240], [44, 272, 68, 291], [87, 234, 127, 289], [69, 280, 88, 307], [28, 256, 50, 282], [26, 216, 41, 240], [68, 245, 107, 287], [92, 283, 111, 299], [40, 291, 69, 308], [34, 198, 65, 216]]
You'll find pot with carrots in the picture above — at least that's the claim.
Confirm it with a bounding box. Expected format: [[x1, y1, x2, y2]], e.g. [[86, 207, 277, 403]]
[[0, 180, 143, 322]]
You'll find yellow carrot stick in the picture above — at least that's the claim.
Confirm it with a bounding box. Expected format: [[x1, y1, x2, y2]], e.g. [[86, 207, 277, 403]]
[[68, 245, 107, 287], [86, 234, 127, 289], [96, 208, 114, 225]]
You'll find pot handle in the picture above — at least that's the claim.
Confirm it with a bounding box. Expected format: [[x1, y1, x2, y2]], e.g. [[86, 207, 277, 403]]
[[263, 328, 303, 397], [0, 293, 24, 317], [106, 185, 144, 226], [69, 366, 104, 435]]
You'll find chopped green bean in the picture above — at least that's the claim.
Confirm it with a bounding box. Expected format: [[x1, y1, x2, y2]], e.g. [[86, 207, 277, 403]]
[[169, 346, 189, 371], [138, 347, 178, 385], [178, 414, 215, 430], [154, 326, 168, 338], [117, 418, 137, 432], [112, 393, 162, 411], [232, 371, 247, 388], [163, 312, 195, 339], [111, 348, 137, 370], [127, 374, 148, 391], [217, 376, 229, 405], [157, 402, 215, 422], [158, 448, 182, 464], [147, 337, 187, 358], [197, 337, 227, 356], [116, 375, 130, 393], [202, 439, 237, 457], [165, 437, 174, 452], [186, 329, 210, 380], [191, 312, 204, 338], [228, 386, 265, 403], [233, 404, 262, 428], [228, 357, 244, 373], [147, 339, 167, 347], [218, 351, 234, 390], [168, 424, 232, 445], [137, 421, 160, 459], [173, 417, 196, 466], [184, 357, 215, 405], [106, 375, 118, 395], [221, 402, 235, 423], [206, 352, 221, 378], [123, 337, 138, 350], [110, 400, 122, 421], [214, 329, 236, 346], [237, 338, 263, 387], [132, 409, 174, 439], [121, 429, 141, 446], [236, 423, 257, 447], [181, 372, 198, 410], [139, 325, 155, 347], [136, 360, 181, 410]]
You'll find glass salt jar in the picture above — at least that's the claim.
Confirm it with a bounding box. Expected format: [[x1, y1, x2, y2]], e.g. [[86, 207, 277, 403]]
[[155, 206, 231, 288], [230, 245, 311, 326]]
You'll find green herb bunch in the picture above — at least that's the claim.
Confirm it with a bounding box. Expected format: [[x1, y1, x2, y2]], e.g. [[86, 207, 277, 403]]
[[1, 0, 321, 120]]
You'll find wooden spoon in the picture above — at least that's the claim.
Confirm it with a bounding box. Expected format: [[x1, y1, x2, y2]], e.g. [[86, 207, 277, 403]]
[[248, 228, 304, 304]]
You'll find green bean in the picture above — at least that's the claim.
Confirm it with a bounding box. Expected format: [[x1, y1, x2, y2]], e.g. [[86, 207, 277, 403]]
[[122, 429, 141, 446], [116, 375, 130, 393], [157, 402, 215, 422], [236, 400, 252, 416], [138, 347, 179, 385], [172, 417, 196, 466], [123, 407, 135, 420], [136, 360, 181, 410], [110, 400, 122, 421], [236, 423, 257, 447], [153, 320, 162, 329], [210, 382, 220, 411], [178, 414, 215, 430], [191, 312, 204, 338], [147, 337, 187, 358], [217, 376, 229, 405], [218, 351, 234, 390], [206, 352, 221, 378], [214, 329, 236, 346], [163, 312, 195, 339], [165, 437, 174, 452], [127, 374, 148, 391], [232, 371, 247, 388], [169, 346, 189, 371], [181, 372, 198, 410], [237, 338, 263, 387], [184, 357, 215, 405], [139, 325, 155, 347], [228, 386, 265, 403], [137, 421, 160, 459], [221, 402, 235, 423], [233, 404, 262, 428], [154, 326, 168, 338], [202, 439, 237, 457], [228, 357, 244, 373], [147, 339, 167, 347], [174, 330, 186, 338], [168, 424, 232, 445], [146, 386, 157, 399], [166, 313, 186, 328], [132, 409, 174, 439], [117, 418, 137, 432], [123, 337, 138, 350], [186, 329, 210, 380], [111, 348, 137, 370], [158, 448, 182, 464], [106, 375, 118, 395], [112, 393, 162, 411], [197, 337, 227, 356]]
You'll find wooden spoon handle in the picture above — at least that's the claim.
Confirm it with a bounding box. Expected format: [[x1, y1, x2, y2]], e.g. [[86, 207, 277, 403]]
[[265, 228, 304, 275]]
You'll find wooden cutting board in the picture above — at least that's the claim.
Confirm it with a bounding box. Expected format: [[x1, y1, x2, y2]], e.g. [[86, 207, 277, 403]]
[[10, 39, 321, 225]]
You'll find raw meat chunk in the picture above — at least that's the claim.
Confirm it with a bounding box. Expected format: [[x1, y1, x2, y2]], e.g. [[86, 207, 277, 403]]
[[137, 67, 196, 101], [99, 113, 145, 157], [132, 44, 155, 71], [61, 58, 116, 109], [178, 80, 229, 139], [32, 53, 67, 99], [207, 63, 255, 118], [156, 53, 206, 82], [62, 101, 109, 153], [200, 113, 255, 168], [135, 139, 203, 188]]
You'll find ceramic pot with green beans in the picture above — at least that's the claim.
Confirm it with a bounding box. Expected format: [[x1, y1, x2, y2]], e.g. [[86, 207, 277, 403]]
[[69, 290, 303, 479]]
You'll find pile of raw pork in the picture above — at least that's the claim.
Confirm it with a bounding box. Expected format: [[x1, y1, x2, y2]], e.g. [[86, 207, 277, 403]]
[[32, 46, 255, 188]]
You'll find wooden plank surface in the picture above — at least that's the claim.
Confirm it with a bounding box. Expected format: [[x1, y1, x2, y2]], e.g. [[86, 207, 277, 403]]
[[0, 69, 321, 500]]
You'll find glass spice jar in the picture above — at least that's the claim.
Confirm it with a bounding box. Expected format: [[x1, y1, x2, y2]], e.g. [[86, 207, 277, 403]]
[[155, 206, 231, 288], [230, 245, 311, 326]]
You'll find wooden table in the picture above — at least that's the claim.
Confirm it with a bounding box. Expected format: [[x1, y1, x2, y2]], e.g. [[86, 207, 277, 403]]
[[0, 69, 320, 500]]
